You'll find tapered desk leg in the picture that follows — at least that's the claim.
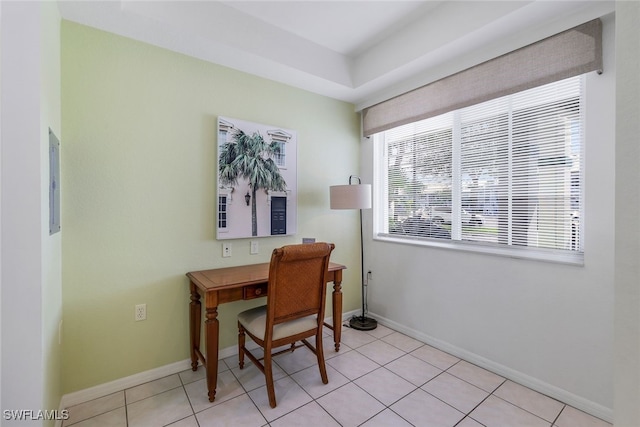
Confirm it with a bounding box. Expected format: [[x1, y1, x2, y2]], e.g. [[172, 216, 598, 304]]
[[332, 270, 343, 352], [205, 293, 220, 402], [189, 283, 201, 371]]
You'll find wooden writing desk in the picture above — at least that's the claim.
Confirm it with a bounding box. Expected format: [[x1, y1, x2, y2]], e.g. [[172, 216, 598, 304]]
[[186, 261, 346, 402]]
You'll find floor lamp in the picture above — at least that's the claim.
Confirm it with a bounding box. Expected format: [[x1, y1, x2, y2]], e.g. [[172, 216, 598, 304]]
[[330, 176, 377, 331]]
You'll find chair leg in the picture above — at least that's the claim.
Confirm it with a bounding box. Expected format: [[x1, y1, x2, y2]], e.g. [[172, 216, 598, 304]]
[[238, 322, 245, 369], [264, 350, 277, 408], [315, 333, 328, 384]]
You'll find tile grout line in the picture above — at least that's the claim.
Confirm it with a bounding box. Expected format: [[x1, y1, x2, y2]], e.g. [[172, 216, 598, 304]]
[[180, 374, 199, 426], [123, 389, 129, 427], [552, 405, 568, 427]]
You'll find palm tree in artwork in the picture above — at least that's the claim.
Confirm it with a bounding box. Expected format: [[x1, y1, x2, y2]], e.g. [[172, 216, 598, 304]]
[[219, 129, 287, 236]]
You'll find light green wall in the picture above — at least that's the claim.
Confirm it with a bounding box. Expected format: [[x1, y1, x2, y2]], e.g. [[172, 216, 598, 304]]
[[61, 21, 362, 393]]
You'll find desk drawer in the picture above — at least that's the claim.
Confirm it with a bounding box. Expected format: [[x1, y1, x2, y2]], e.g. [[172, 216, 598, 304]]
[[243, 283, 267, 300]]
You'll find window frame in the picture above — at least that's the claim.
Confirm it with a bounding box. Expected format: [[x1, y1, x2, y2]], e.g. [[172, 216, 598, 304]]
[[372, 77, 585, 266]]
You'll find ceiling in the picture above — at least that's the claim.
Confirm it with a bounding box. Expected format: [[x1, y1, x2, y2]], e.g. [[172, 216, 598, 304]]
[[57, 1, 614, 109]]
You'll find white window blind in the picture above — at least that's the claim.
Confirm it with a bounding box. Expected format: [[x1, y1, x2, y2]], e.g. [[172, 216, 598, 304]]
[[377, 76, 584, 260]]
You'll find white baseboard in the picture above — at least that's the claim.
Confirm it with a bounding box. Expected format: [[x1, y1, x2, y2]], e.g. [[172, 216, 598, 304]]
[[56, 358, 195, 427], [368, 313, 613, 424], [59, 358, 192, 409], [57, 312, 357, 414]]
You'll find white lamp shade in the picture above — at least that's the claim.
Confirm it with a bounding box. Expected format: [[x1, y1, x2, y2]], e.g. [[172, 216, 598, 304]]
[[330, 184, 372, 210]]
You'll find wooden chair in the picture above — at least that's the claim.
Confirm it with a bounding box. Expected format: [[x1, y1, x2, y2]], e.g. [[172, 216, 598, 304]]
[[237, 242, 335, 408]]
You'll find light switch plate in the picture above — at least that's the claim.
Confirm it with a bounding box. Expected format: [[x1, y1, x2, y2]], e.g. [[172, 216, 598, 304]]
[[222, 242, 232, 257], [250, 240, 259, 254]]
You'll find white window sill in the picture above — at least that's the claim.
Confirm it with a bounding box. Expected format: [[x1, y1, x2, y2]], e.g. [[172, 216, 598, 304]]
[[374, 233, 584, 266]]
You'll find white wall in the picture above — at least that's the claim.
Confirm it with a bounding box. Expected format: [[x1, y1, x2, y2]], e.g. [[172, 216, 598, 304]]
[[1, 1, 63, 423], [614, 1, 640, 425], [1, 1, 45, 421], [0, 0, 3, 413], [362, 13, 616, 421]]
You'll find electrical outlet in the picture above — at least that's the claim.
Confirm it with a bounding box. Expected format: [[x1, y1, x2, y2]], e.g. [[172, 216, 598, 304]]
[[222, 242, 232, 257], [135, 304, 147, 321], [250, 240, 259, 255]]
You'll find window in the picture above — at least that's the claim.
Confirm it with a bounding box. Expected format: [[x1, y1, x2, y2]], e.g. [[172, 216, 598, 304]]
[[267, 129, 292, 168], [374, 76, 584, 263], [218, 195, 228, 230], [273, 141, 286, 167]]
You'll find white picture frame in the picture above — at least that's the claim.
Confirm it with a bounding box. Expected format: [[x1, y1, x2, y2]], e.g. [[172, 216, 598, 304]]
[[217, 116, 297, 239]]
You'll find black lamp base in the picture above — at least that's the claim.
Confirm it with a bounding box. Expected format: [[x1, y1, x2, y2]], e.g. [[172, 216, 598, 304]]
[[349, 315, 378, 331]]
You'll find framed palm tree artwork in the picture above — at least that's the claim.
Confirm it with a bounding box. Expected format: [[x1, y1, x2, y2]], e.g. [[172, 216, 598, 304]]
[[217, 116, 297, 239]]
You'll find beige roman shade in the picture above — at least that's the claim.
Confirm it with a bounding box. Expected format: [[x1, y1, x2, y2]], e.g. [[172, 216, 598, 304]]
[[362, 19, 602, 137]]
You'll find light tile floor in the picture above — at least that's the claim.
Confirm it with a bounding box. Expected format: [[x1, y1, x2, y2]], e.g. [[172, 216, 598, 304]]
[[63, 324, 612, 427]]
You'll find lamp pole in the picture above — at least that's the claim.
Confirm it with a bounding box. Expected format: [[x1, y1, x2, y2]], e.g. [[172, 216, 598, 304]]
[[347, 176, 377, 331]]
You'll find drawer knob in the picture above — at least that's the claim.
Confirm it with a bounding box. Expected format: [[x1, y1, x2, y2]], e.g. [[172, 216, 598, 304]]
[[255, 288, 262, 296]]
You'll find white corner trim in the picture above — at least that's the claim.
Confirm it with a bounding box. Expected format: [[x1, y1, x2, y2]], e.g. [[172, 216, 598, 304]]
[[368, 313, 613, 424]]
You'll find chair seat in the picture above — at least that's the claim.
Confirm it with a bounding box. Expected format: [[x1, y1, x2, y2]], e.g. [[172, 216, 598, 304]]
[[238, 305, 318, 341]]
